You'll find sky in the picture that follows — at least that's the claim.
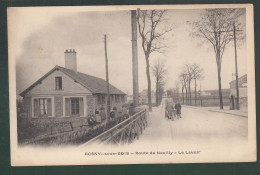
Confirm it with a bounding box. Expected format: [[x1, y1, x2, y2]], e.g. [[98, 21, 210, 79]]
[[9, 7, 247, 95]]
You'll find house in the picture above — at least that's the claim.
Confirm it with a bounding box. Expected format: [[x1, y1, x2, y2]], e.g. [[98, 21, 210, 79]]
[[229, 74, 247, 109], [139, 89, 156, 105], [20, 49, 126, 119]]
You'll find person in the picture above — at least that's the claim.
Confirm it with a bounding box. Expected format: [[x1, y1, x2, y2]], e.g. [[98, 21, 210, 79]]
[[175, 102, 182, 118], [99, 107, 106, 121], [95, 110, 102, 124], [110, 110, 115, 121], [122, 105, 129, 120], [166, 102, 174, 120], [87, 113, 96, 128]]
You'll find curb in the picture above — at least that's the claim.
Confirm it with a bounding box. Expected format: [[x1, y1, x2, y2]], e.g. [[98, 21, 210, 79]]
[[207, 109, 248, 118], [184, 105, 248, 118]]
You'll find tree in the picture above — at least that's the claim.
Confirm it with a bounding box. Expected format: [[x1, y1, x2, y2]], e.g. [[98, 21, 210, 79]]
[[158, 81, 166, 104], [192, 8, 245, 109], [191, 63, 204, 106], [183, 64, 193, 105], [179, 72, 188, 105], [137, 10, 172, 111], [152, 59, 167, 106]]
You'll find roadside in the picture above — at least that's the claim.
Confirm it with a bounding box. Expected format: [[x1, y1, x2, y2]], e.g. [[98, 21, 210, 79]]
[[184, 105, 248, 118]]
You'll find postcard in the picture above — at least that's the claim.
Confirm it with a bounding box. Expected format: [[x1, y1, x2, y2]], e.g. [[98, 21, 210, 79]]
[[8, 4, 256, 166]]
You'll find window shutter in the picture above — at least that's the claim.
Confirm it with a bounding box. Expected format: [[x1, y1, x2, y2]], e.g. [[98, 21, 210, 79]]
[[47, 99, 52, 116], [65, 98, 71, 116], [79, 98, 84, 116], [33, 99, 39, 117]]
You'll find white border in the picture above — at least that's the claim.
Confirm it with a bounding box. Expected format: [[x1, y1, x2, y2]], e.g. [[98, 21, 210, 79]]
[[8, 4, 256, 166]]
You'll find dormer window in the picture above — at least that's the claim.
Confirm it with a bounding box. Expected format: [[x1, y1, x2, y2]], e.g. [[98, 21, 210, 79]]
[[55, 77, 62, 90]]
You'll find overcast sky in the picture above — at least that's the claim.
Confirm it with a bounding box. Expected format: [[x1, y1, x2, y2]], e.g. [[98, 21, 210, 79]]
[[9, 7, 247, 95]]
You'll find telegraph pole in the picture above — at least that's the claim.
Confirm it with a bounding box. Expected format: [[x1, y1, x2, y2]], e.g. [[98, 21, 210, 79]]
[[104, 34, 111, 121], [233, 22, 240, 110], [131, 10, 139, 107]]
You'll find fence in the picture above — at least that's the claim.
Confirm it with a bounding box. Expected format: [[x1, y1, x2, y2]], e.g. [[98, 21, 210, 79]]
[[83, 109, 148, 145], [180, 96, 230, 107]]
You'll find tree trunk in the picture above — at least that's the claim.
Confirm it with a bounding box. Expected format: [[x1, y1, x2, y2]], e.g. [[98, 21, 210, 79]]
[[188, 80, 191, 105], [217, 67, 223, 109], [216, 50, 223, 110], [185, 87, 187, 105], [155, 79, 158, 106], [145, 55, 152, 111], [195, 78, 197, 106], [182, 87, 184, 104]]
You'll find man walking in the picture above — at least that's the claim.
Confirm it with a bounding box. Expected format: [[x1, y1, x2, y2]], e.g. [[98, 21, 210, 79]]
[[175, 102, 182, 119]]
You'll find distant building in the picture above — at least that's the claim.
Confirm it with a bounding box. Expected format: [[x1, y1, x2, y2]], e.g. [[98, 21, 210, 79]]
[[139, 89, 156, 105], [229, 74, 247, 109], [20, 49, 126, 119]]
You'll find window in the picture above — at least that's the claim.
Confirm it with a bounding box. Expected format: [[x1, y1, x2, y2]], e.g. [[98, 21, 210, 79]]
[[115, 95, 120, 103], [65, 97, 84, 116], [98, 95, 105, 104], [33, 98, 52, 117], [71, 98, 80, 115], [55, 77, 62, 90], [39, 98, 48, 115], [121, 95, 125, 102]]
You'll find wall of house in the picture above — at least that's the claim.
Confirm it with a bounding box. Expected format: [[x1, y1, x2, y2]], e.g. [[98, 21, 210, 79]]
[[28, 69, 91, 95], [239, 97, 248, 109], [23, 97, 32, 118], [54, 95, 63, 117], [94, 94, 126, 114], [230, 75, 247, 89], [20, 94, 92, 139], [86, 95, 95, 115]]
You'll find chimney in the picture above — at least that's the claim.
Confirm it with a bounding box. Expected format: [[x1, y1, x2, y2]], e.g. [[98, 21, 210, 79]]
[[64, 49, 77, 72]]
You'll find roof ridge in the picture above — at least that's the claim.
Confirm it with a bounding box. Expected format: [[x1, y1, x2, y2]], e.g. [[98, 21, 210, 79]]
[[58, 66, 106, 81]]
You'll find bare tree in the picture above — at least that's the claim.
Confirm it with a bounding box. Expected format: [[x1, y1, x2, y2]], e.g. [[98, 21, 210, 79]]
[[158, 81, 166, 105], [192, 8, 245, 109], [179, 72, 188, 105], [191, 63, 204, 106], [137, 10, 172, 111], [152, 59, 167, 106], [184, 64, 193, 105]]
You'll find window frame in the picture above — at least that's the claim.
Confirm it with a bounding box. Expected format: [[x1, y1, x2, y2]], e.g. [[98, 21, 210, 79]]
[[55, 76, 62, 90], [71, 97, 80, 115], [31, 97, 55, 118], [97, 94, 105, 104], [39, 98, 48, 115], [62, 96, 87, 117]]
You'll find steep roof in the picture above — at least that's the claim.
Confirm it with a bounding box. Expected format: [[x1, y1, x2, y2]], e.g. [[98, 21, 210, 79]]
[[20, 65, 126, 97]]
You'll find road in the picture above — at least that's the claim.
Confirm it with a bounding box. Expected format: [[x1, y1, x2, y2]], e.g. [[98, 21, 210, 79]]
[[133, 104, 248, 148]]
